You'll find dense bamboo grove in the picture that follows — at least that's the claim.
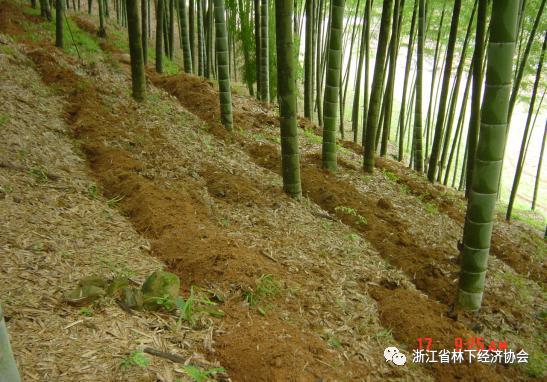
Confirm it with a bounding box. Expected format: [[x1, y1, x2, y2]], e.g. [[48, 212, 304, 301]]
[[45, 0, 545, 312]]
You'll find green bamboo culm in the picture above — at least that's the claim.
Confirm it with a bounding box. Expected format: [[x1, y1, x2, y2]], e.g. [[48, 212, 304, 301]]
[[0, 304, 21, 382], [427, 0, 461, 182], [259, 0, 270, 102], [98, 0, 107, 36], [363, 0, 393, 172], [126, 0, 146, 101], [413, 0, 424, 172], [178, 0, 193, 73], [303, 0, 313, 119], [141, 0, 148, 66], [321, 0, 345, 172], [55, 0, 64, 48], [506, 30, 546, 221], [274, 0, 302, 199], [197, 0, 205, 76], [213, 0, 233, 130], [456, 0, 519, 312], [155, 0, 164, 73], [466, 0, 487, 197]]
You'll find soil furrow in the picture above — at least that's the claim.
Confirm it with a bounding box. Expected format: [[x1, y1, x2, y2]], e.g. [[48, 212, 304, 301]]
[[151, 73, 528, 381]]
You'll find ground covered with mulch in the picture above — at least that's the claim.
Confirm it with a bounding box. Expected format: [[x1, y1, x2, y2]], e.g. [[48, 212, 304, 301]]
[[0, 1, 545, 381]]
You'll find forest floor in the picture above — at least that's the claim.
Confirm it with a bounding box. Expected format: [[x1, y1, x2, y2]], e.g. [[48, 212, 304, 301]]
[[0, 1, 545, 381]]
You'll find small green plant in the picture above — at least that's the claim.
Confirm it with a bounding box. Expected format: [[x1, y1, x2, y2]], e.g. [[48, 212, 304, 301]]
[[383, 171, 399, 182], [87, 184, 99, 199], [29, 167, 49, 183], [302, 128, 322, 144], [121, 350, 150, 369], [0, 184, 13, 194], [174, 287, 224, 328], [335, 206, 367, 225], [347, 233, 360, 241], [0, 113, 9, 127], [182, 365, 225, 382], [328, 336, 342, 349], [79, 307, 93, 317], [244, 274, 280, 312], [151, 294, 177, 311], [424, 202, 438, 214], [107, 194, 124, 207], [220, 218, 230, 227], [399, 184, 412, 195]]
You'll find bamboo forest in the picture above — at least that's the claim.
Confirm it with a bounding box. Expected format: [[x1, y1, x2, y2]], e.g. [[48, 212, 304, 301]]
[[1, 0, 546, 380]]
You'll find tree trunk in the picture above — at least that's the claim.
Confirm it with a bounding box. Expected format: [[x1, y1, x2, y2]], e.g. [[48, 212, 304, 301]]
[[127, 0, 146, 101], [363, 0, 393, 172], [456, 0, 518, 312], [156, 0, 164, 73], [506, 30, 546, 221], [179, 0, 192, 73], [380, 0, 401, 157], [321, 0, 345, 171], [466, 0, 487, 197], [189, 0, 195, 72], [413, 0, 424, 172], [98, 0, 107, 36], [445, 59, 473, 185], [214, 0, 233, 130], [141, 0, 148, 66], [205, 1, 213, 78], [168, 0, 175, 59], [259, 0, 270, 102], [352, 0, 370, 143], [498, 0, 546, 191], [398, 0, 418, 161], [424, 1, 446, 161], [237, 0, 255, 95], [254, 0, 261, 98], [427, 0, 461, 182], [532, 120, 546, 210], [315, 0, 325, 127], [339, 0, 361, 140], [304, 0, 314, 119], [361, 0, 370, 147], [274, 0, 302, 198], [55, 0, 64, 48], [437, 0, 476, 182], [40, 0, 52, 20]]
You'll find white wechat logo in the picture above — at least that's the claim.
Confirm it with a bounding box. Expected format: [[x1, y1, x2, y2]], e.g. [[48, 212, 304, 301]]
[[384, 346, 406, 366]]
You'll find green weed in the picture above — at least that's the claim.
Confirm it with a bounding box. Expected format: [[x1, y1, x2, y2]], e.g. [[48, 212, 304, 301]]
[[121, 350, 150, 369], [335, 205, 367, 225], [424, 202, 438, 214], [0, 113, 9, 127], [0, 184, 14, 194], [29, 167, 49, 183], [106, 194, 124, 207], [172, 287, 224, 327], [79, 307, 93, 317], [302, 128, 322, 144], [383, 171, 399, 182], [244, 274, 280, 310], [347, 233, 360, 241], [181, 365, 226, 382], [87, 184, 99, 199]]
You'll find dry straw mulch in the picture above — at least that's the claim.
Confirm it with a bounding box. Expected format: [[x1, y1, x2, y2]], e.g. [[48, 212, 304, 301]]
[[0, 36, 221, 382]]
